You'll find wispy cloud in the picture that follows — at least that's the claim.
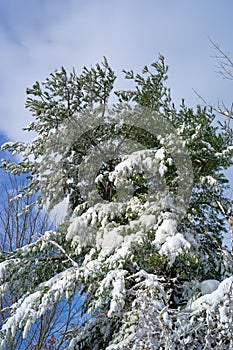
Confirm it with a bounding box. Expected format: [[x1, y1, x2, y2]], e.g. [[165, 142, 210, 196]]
[[0, 0, 232, 141]]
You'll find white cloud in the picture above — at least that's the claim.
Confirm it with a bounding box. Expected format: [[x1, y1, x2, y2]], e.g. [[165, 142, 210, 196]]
[[0, 0, 232, 143]]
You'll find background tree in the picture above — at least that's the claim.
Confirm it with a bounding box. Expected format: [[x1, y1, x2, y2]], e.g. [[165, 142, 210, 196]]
[[0, 175, 50, 251], [0, 175, 84, 349], [0, 56, 233, 349]]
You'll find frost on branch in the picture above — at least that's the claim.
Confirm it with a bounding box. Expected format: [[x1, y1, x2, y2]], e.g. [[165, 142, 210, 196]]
[[1, 57, 233, 349]]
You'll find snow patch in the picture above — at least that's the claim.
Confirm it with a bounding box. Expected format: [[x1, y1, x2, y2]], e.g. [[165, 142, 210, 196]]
[[187, 277, 233, 312]]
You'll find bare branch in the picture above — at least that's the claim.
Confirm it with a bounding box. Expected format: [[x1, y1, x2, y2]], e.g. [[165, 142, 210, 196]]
[[209, 37, 233, 80]]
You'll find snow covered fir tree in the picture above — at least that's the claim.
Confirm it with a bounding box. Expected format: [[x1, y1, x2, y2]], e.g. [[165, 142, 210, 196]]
[[1, 56, 233, 349]]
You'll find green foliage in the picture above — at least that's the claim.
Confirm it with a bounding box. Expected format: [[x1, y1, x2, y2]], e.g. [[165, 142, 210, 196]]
[[0, 55, 233, 349]]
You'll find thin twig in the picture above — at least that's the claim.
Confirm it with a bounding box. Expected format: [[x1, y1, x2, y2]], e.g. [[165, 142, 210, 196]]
[[46, 239, 78, 267]]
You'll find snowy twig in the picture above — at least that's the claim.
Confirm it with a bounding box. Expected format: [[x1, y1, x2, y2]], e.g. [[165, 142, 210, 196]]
[[227, 281, 233, 345], [45, 239, 78, 267]]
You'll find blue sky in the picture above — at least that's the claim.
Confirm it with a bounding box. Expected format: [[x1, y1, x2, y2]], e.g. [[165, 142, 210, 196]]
[[0, 1, 232, 197], [0, 0, 233, 140], [0, 0, 233, 141]]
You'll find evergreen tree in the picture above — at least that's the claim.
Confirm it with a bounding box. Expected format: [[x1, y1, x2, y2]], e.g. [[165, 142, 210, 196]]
[[0, 56, 233, 349]]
